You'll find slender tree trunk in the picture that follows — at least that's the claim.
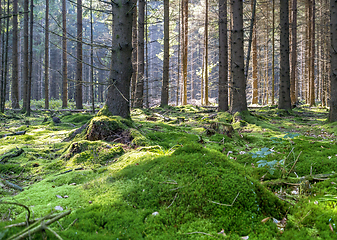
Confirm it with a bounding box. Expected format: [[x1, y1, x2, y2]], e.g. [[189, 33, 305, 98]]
[[12, 0, 19, 109], [26, 0, 34, 116], [161, 0, 169, 106], [45, 0, 49, 109], [176, 0, 181, 106], [230, 0, 247, 113], [290, 0, 297, 106], [204, 0, 209, 105], [135, 0, 145, 108], [62, 0, 68, 108], [218, 0, 228, 111], [252, 2, 258, 105], [0, 0, 9, 112], [278, 0, 291, 110], [271, 0, 275, 105], [105, 0, 134, 118], [131, 5, 137, 107], [329, 0, 337, 121], [90, 0, 94, 112], [22, 0, 29, 111], [182, 0, 188, 105], [76, 0, 83, 109], [310, 0, 315, 106]]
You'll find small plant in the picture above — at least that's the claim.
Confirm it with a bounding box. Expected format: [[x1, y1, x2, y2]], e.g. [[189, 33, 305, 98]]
[[250, 147, 273, 159], [270, 132, 300, 143], [257, 159, 285, 175]]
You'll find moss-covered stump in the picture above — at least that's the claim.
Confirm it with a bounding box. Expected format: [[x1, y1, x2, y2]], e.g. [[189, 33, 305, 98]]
[[62, 140, 124, 166], [85, 116, 133, 143]]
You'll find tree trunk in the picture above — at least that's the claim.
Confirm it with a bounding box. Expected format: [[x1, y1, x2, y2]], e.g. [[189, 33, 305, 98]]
[[204, 0, 209, 105], [11, 0, 19, 109], [135, 0, 145, 108], [218, 0, 228, 111], [26, 0, 34, 116], [62, 0, 68, 108], [278, 0, 291, 110], [271, 0, 275, 105], [230, 0, 247, 113], [105, 0, 134, 118], [22, 0, 29, 111], [309, 0, 315, 106], [329, 0, 337, 121], [182, 0, 188, 105], [161, 0, 169, 106], [131, 5, 137, 107], [76, 0, 83, 109], [45, 0, 49, 109], [290, 0, 297, 106], [251, 2, 258, 105]]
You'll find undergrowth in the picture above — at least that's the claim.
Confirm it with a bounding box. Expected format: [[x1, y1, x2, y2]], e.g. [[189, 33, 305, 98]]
[[0, 105, 337, 239]]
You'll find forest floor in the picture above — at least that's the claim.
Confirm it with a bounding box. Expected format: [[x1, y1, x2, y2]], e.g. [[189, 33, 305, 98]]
[[1, 103, 337, 239]]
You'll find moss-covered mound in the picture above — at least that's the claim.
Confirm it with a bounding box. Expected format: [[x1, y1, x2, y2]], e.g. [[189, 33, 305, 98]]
[[85, 116, 132, 143], [58, 144, 287, 239], [62, 140, 124, 166]]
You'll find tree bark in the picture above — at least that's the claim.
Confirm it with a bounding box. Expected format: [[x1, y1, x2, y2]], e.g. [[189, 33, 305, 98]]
[[131, 5, 137, 107], [278, 0, 291, 110], [290, 0, 297, 106], [218, 0, 228, 111], [11, 0, 19, 109], [76, 0, 83, 109], [135, 0, 145, 108], [22, 0, 29, 111], [45, 0, 49, 109], [182, 0, 188, 105], [62, 0, 68, 108], [329, 0, 337, 121], [251, 1, 258, 105], [161, 0, 169, 106], [230, 0, 247, 113], [105, 0, 134, 118], [204, 0, 209, 105]]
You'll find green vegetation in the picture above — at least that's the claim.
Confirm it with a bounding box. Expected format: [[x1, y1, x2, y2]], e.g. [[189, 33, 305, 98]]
[[1, 105, 337, 239]]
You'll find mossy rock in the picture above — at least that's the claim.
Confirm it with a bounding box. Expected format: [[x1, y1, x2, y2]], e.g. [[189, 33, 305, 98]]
[[85, 116, 133, 143]]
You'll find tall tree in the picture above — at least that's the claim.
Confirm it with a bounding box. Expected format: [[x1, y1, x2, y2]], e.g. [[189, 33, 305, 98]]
[[278, 0, 291, 110], [182, 0, 188, 105], [329, 0, 337, 121], [218, 0, 228, 111], [27, 0, 34, 116], [251, 1, 258, 105], [290, 0, 297, 106], [12, 0, 19, 109], [230, 0, 247, 113], [62, 0, 68, 108], [131, 5, 137, 107], [271, 0, 275, 105], [45, 0, 49, 109], [76, 0, 83, 109], [135, 0, 145, 108], [90, 0, 94, 113], [204, 0, 209, 105], [22, 0, 29, 111], [309, 0, 315, 106], [161, 0, 169, 106], [105, 0, 134, 118]]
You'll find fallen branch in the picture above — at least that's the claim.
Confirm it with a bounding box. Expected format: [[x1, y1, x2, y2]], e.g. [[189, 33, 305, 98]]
[[167, 193, 178, 209], [0, 148, 24, 163], [0, 201, 30, 223], [184, 232, 218, 238], [7, 210, 71, 240], [0, 131, 26, 139], [208, 192, 240, 207], [4, 213, 61, 228], [286, 151, 302, 177], [1, 179, 24, 191], [153, 113, 172, 121]]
